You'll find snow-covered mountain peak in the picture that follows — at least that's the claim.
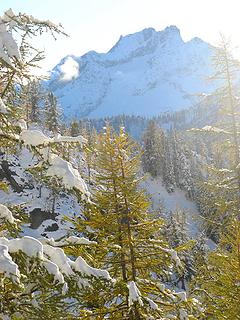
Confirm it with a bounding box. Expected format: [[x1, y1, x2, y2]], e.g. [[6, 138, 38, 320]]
[[46, 26, 215, 119], [105, 25, 183, 61], [160, 25, 182, 40]]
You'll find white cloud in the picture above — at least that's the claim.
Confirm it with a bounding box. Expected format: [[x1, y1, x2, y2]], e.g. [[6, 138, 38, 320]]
[[60, 56, 79, 81]]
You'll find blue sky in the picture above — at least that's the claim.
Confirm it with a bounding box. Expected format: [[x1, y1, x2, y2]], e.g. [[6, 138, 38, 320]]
[[1, 0, 239, 73]]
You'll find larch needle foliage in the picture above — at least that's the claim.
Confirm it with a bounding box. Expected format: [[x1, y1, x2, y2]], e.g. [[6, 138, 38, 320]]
[[71, 126, 200, 319]]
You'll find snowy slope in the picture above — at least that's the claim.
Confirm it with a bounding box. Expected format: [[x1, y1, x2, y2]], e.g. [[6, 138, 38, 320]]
[[142, 175, 200, 237], [47, 26, 215, 119], [142, 175, 216, 249]]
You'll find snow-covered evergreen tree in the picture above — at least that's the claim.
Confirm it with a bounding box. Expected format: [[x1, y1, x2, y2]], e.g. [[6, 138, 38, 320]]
[[142, 120, 165, 177], [44, 92, 61, 134], [21, 80, 45, 126], [0, 9, 112, 319], [164, 210, 196, 290], [70, 120, 80, 137]]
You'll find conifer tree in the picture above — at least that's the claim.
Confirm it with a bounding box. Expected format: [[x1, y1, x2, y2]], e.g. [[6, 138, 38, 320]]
[[71, 126, 199, 319], [0, 203, 112, 319], [22, 80, 44, 126], [81, 127, 98, 185], [186, 36, 240, 318], [195, 219, 240, 319], [70, 120, 80, 137], [44, 92, 61, 134], [211, 36, 240, 172], [164, 210, 196, 290], [170, 130, 196, 198], [0, 9, 112, 319], [189, 36, 240, 237], [142, 120, 165, 178], [0, 9, 66, 102]]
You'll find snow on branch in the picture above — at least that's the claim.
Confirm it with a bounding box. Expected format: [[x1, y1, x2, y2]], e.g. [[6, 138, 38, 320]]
[[0, 204, 19, 225], [0, 8, 66, 69], [0, 244, 20, 283], [42, 236, 97, 247], [188, 126, 230, 134], [42, 259, 66, 289], [20, 129, 87, 147], [19, 129, 89, 196], [42, 244, 74, 276], [127, 281, 143, 307], [201, 126, 230, 134], [20, 130, 52, 147], [0, 9, 20, 68], [0, 236, 44, 258], [163, 248, 182, 268], [0, 236, 112, 290], [72, 257, 112, 281], [46, 154, 89, 196], [148, 240, 182, 268], [0, 98, 8, 114], [145, 297, 159, 310], [54, 134, 87, 146], [175, 291, 187, 302]]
